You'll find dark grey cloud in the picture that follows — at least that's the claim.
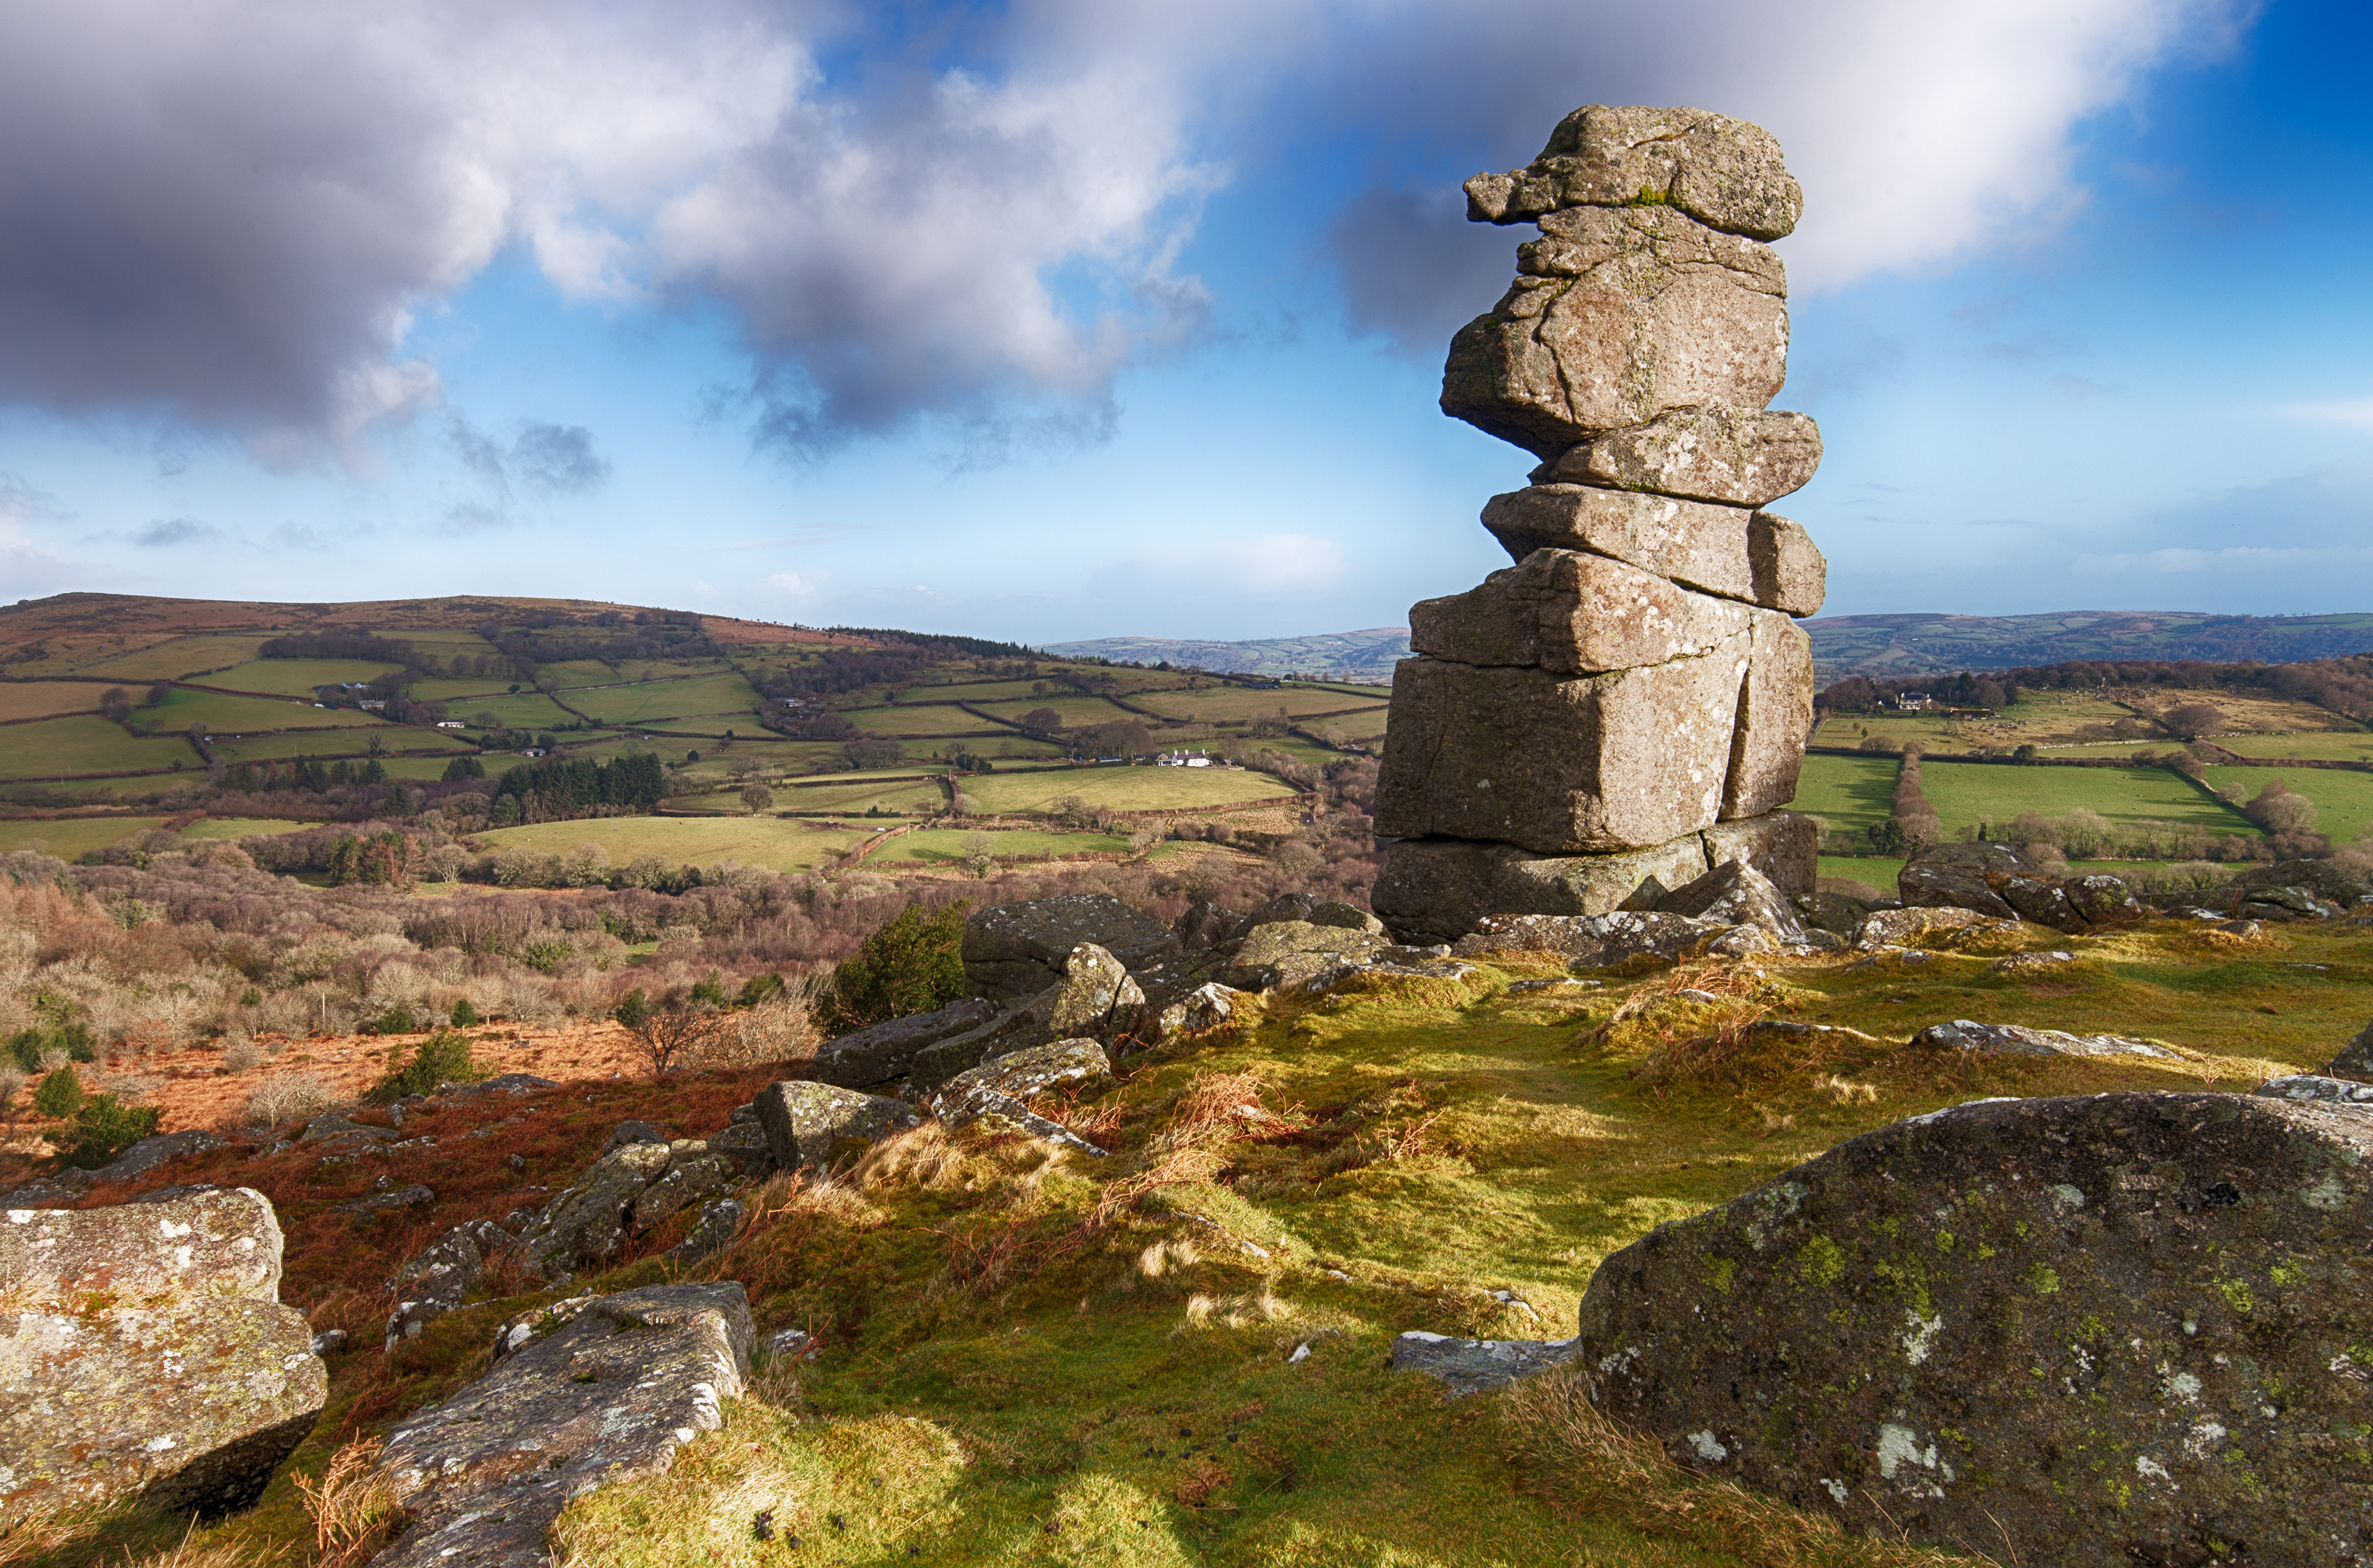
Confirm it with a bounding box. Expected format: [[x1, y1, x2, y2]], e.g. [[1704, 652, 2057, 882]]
[[132, 518, 219, 547], [509, 423, 611, 494], [1326, 183, 1510, 357]]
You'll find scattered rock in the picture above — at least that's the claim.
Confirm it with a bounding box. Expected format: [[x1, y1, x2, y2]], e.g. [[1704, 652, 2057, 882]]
[[664, 1199, 746, 1266], [933, 1038, 1111, 1107], [932, 1084, 1109, 1158], [516, 1140, 673, 1278], [1988, 950, 2076, 976], [1655, 858, 1805, 942], [1223, 919, 1390, 991], [436, 1072, 561, 1103], [752, 1080, 922, 1175], [1153, 982, 1241, 1040], [796, 997, 999, 1088], [1451, 910, 1713, 967], [1852, 905, 2004, 951], [905, 993, 1063, 1095], [336, 1183, 435, 1220], [763, 1326, 812, 1364], [372, 1283, 751, 1568], [1897, 843, 2141, 934], [630, 1148, 739, 1233], [299, 1112, 395, 1145], [2320, 1018, 2373, 1083], [80, 1129, 226, 1186], [2256, 1074, 2373, 1109], [310, 1328, 346, 1356], [1388, 1331, 1581, 1398], [387, 1219, 514, 1350], [1911, 1019, 2179, 1059], [1506, 976, 1602, 994], [1575, 1092, 2373, 1565], [600, 1120, 671, 1155], [0, 1189, 326, 1518], [961, 895, 1179, 1002]]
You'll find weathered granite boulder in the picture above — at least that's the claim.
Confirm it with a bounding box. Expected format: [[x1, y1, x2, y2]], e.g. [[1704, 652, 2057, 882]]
[[1048, 942, 1146, 1035], [1576, 1093, 2373, 1565], [1794, 889, 1878, 938], [1155, 982, 1242, 1040], [2257, 1073, 2373, 1109], [1410, 549, 1750, 675], [86, 1128, 226, 1185], [2322, 1019, 2373, 1083], [1374, 834, 1710, 946], [629, 1146, 740, 1233], [932, 1038, 1111, 1109], [1911, 1019, 2180, 1059], [1173, 899, 1241, 951], [1479, 485, 1823, 615], [1449, 910, 1716, 967], [1390, 1331, 1580, 1398], [0, 1188, 325, 1519], [752, 1080, 922, 1174], [1463, 104, 1802, 241], [1442, 204, 1788, 457], [516, 1140, 672, 1278], [961, 895, 1179, 1002], [1375, 650, 1747, 854], [1657, 859, 1805, 942], [1853, 904, 2003, 950], [1536, 405, 1821, 508], [387, 1218, 514, 1350], [1725, 611, 1814, 820], [373, 1282, 751, 1568], [2231, 859, 2373, 910], [599, 1119, 669, 1155], [702, 1121, 775, 1178], [1223, 920, 1392, 992], [1899, 844, 2142, 934], [798, 997, 998, 1087], [664, 1199, 745, 1266], [905, 992, 1062, 1096]]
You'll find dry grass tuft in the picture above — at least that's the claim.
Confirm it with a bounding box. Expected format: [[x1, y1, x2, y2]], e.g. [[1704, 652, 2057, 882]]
[[1177, 1283, 1289, 1331], [1498, 1371, 1985, 1567], [291, 1438, 404, 1568]]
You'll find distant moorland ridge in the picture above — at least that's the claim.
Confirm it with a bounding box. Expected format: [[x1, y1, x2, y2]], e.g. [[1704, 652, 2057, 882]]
[[1800, 609, 2373, 682]]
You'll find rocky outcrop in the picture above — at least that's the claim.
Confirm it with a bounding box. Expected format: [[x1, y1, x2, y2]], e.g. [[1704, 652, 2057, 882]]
[[372, 1282, 751, 1568], [0, 1188, 325, 1519], [1897, 842, 2143, 933], [797, 997, 998, 1088], [1575, 1092, 2373, 1565], [2322, 1018, 2373, 1082], [387, 1218, 514, 1350], [932, 1038, 1112, 1106], [1377, 103, 1822, 947], [1911, 1019, 2180, 1059], [752, 1080, 922, 1174], [962, 894, 1179, 1001], [2257, 1073, 2373, 1109], [517, 1140, 673, 1278], [1222, 918, 1391, 991]]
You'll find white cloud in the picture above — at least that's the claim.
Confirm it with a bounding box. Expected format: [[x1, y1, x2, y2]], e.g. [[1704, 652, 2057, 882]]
[[1130, 531, 1348, 595], [2073, 544, 2373, 575], [766, 570, 827, 600], [2281, 398, 2373, 434]]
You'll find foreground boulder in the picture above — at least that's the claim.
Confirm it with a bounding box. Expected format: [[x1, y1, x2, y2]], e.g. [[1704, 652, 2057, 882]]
[[961, 895, 1178, 1002], [753, 1080, 922, 1173], [1912, 1019, 2181, 1060], [797, 997, 997, 1088], [1576, 1093, 2373, 1566], [373, 1282, 751, 1568], [0, 1188, 325, 1519]]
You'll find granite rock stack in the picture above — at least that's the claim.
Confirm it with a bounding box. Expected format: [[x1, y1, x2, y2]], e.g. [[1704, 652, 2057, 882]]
[[1374, 105, 1823, 946]]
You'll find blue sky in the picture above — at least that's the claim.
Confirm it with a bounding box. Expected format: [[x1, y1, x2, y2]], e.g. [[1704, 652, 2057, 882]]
[[2, 0, 2368, 644]]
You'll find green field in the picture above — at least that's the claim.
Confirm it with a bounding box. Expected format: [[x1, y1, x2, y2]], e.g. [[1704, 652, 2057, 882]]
[[1790, 753, 1900, 841], [181, 816, 312, 841], [68, 634, 268, 680], [846, 703, 1009, 736], [766, 776, 948, 815], [973, 694, 1146, 728], [539, 659, 634, 688], [472, 815, 881, 873], [446, 692, 579, 730], [2204, 765, 2373, 846], [0, 815, 169, 857], [402, 678, 516, 703], [566, 673, 762, 725], [0, 715, 199, 776], [149, 687, 360, 733], [906, 679, 1053, 703], [204, 658, 408, 697], [1919, 761, 2252, 837], [869, 826, 1134, 865], [0, 682, 116, 722], [1130, 686, 1392, 724], [959, 765, 1301, 816], [206, 728, 474, 762], [2214, 732, 2373, 762]]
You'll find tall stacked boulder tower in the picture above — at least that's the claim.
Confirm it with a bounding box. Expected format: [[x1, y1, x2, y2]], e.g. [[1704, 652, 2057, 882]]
[[1373, 105, 1825, 946]]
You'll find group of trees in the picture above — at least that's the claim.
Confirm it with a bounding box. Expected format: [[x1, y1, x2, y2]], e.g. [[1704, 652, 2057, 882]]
[[1818, 652, 2373, 729], [221, 758, 390, 794], [490, 752, 667, 820], [324, 830, 423, 888]]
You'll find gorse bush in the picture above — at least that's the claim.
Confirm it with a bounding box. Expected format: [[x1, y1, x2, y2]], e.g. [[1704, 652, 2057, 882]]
[[32, 1065, 85, 1119], [449, 998, 480, 1027], [817, 901, 969, 1035], [362, 1029, 485, 1104], [60, 1093, 162, 1170]]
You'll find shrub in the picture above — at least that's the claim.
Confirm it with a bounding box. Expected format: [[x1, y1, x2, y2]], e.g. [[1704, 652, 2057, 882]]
[[450, 998, 480, 1027], [0, 1064, 25, 1119], [614, 989, 654, 1031], [224, 1039, 266, 1074], [362, 1029, 484, 1104], [60, 1094, 162, 1169], [817, 901, 969, 1035], [32, 1066, 85, 1119], [360, 1004, 419, 1037], [245, 1070, 340, 1128]]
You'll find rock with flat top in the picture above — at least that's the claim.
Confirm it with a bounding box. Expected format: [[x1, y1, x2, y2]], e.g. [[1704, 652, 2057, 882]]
[[962, 895, 1179, 1002], [1154, 982, 1241, 1040], [0, 1188, 325, 1520], [752, 1080, 922, 1175], [1443, 206, 1789, 457], [1853, 904, 2003, 950], [1389, 1331, 1581, 1398], [1480, 485, 1823, 615], [1450, 909, 1716, 967], [1464, 103, 1802, 240], [1411, 548, 1751, 675], [1538, 405, 1821, 507], [933, 1038, 1111, 1109], [1375, 649, 1748, 855], [1575, 1092, 2373, 1566], [799, 997, 998, 1088], [1912, 1019, 2179, 1059], [2322, 1019, 2373, 1083], [2256, 1073, 2373, 1108], [1373, 834, 1712, 947], [372, 1282, 751, 1568], [1222, 920, 1392, 992]]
